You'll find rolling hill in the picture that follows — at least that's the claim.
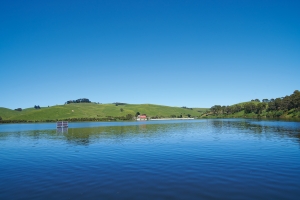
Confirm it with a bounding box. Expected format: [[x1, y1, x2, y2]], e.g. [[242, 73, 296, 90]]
[[0, 103, 208, 122]]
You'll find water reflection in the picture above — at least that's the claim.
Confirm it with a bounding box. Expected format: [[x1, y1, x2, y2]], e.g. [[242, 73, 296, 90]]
[[56, 127, 68, 134], [0, 120, 300, 146], [208, 119, 300, 144], [62, 123, 172, 146]]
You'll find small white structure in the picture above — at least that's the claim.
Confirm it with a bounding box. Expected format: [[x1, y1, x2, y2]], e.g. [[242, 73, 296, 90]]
[[56, 121, 68, 128]]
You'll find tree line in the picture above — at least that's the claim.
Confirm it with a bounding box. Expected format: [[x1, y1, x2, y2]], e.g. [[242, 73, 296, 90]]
[[66, 98, 91, 104], [266, 90, 300, 112], [209, 90, 300, 118]]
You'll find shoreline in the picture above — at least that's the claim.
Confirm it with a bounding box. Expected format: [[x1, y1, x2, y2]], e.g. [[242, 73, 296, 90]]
[[150, 118, 195, 121]]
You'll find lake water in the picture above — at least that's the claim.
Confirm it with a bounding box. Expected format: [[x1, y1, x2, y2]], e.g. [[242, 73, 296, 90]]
[[1, 119, 300, 200]]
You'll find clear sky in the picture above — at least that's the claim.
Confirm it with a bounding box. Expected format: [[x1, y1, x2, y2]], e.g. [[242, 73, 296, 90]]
[[1, 0, 299, 109]]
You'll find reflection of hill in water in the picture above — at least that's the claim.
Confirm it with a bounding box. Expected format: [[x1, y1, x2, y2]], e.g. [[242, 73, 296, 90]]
[[63, 123, 184, 146], [208, 120, 300, 143], [0, 120, 300, 146], [0, 123, 188, 146]]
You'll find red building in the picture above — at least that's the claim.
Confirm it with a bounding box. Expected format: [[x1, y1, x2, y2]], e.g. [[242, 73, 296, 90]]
[[137, 114, 147, 120]]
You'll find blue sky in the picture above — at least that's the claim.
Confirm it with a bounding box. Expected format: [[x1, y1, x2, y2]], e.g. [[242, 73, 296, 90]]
[[1, 0, 299, 109]]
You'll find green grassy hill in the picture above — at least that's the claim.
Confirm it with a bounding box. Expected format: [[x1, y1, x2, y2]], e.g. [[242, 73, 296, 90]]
[[0, 107, 18, 119], [0, 103, 208, 122]]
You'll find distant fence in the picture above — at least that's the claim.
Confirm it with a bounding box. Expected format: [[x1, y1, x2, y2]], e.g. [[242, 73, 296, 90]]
[[56, 121, 68, 128]]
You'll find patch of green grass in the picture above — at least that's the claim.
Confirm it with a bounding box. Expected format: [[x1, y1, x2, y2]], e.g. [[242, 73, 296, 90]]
[[0, 107, 22, 119]]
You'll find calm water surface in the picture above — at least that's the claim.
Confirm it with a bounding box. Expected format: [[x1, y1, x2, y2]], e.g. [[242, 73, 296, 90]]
[[0, 119, 300, 200]]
